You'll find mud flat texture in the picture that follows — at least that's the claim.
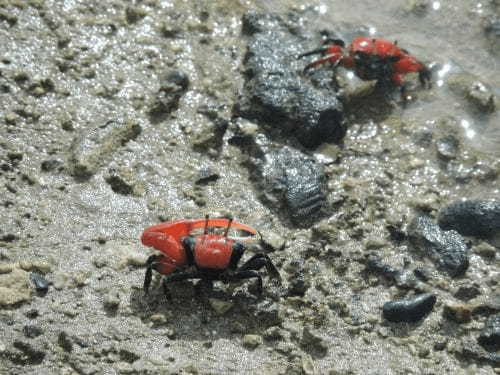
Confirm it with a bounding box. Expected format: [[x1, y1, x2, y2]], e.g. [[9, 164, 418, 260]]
[[1, 1, 500, 375]]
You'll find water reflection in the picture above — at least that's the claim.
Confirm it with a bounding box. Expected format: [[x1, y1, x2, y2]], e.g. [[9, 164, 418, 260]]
[[460, 119, 476, 139]]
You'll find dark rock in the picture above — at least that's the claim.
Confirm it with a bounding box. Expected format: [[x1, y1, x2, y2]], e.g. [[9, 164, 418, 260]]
[[287, 276, 310, 297], [461, 338, 500, 365], [25, 309, 39, 319], [478, 314, 500, 348], [12, 340, 46, 364], [191, 109, 228, 154], [413, 267, 432, 282], [473, 294, 500, 316], [119, 347, 141, 363], [40, 159, 64, 172], [148, 70, 189, 123], [29, 272, 49, 294], [407, 216, 469, 277], [125, 7, 147, 24], [248, 146, 328, 226], [435, 135, 459, 160], [438, 200, 500, 238], [237, 13, 344, 149], [23, 325, 44, 338], [394, 270, 419, 289], [69, 120, 141, 178], [58, 331, 73, 352], [365, 255, 398, 281], [253, 301, 282, 327], [454, 284, 481, 301], [301, 326, 328, 358], [382, 293, 436, 323], [442, 302, 472, 323], [105, 174, 133, 195]]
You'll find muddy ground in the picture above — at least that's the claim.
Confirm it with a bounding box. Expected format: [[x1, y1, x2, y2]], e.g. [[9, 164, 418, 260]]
[[1, 0, 500, 374]]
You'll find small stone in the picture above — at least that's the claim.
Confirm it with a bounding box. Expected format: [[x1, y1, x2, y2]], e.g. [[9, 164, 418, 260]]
[[23, 325, 43, 338], [467, 81, 496, 113], [13, 340, 45, 364], [478, 314, 500, 348], [287, 276, 310, 297], [58, 331, 73, 352], [434, 336, 448, 351], [473, 242, 497, 259], [71, 270, 90, 287], [260, 230, 286, 251], [418, 346, 430, 358], [208, 298, 233, 315], [364, 237, 387, 250], [405, 0, 429, 15], [301, 354, 316, 375], [443, 302, 473, 323], [182, 364, 199, 375], [69, 119, 141, 179], [108, 245, 148, 270], [263, 326, 285, 341], [301, 326, 328, 357], [436, 135, 459, 160], [119, 346, 141, 363], [30, 272, 49, 293], [41, 159, 64, 172], [0, 266, 31, 306], [238, 119, 259, 137], [243, 334, 263, 349], [105, 167, 145, 197], [194, 167, 219, 185], [103, 293, 121, 310], [125, 7, 147, 24], [150, 313, 167, 325], [148, 70, 189, 123], [0, 264, 14, 274]]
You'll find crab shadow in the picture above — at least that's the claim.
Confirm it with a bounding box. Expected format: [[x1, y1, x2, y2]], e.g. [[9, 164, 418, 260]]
[[129, 279, 282, 342]]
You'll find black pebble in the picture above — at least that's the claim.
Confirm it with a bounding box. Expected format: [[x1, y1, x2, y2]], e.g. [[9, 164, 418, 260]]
[[383, 293, 437, 323], [30, 272, 49, 294]]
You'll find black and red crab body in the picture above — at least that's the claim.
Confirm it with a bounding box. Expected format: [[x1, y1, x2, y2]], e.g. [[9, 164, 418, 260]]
[[141, 217, 281, 297], [299, 37, 431, 97]]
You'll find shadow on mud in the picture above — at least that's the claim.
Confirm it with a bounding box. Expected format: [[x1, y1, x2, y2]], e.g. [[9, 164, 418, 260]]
[[128, 280, 282, 341]]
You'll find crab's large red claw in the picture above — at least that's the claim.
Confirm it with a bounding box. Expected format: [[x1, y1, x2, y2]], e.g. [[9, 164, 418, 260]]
[[141, 230, 186, 260], [188, 218, 257, 236]]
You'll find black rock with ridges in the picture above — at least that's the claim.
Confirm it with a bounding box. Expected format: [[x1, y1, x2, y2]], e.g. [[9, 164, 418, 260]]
[[250, 146, 328, 227]]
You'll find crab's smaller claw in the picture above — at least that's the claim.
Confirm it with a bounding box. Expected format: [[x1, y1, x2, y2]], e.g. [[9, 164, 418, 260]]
[[297, 46, 329, 60], [298, 45, 344, 74]]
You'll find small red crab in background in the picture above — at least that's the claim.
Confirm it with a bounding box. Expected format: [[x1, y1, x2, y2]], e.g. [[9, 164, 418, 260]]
[[299, 37, 432, 100], [141, 216, 281, 298]]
